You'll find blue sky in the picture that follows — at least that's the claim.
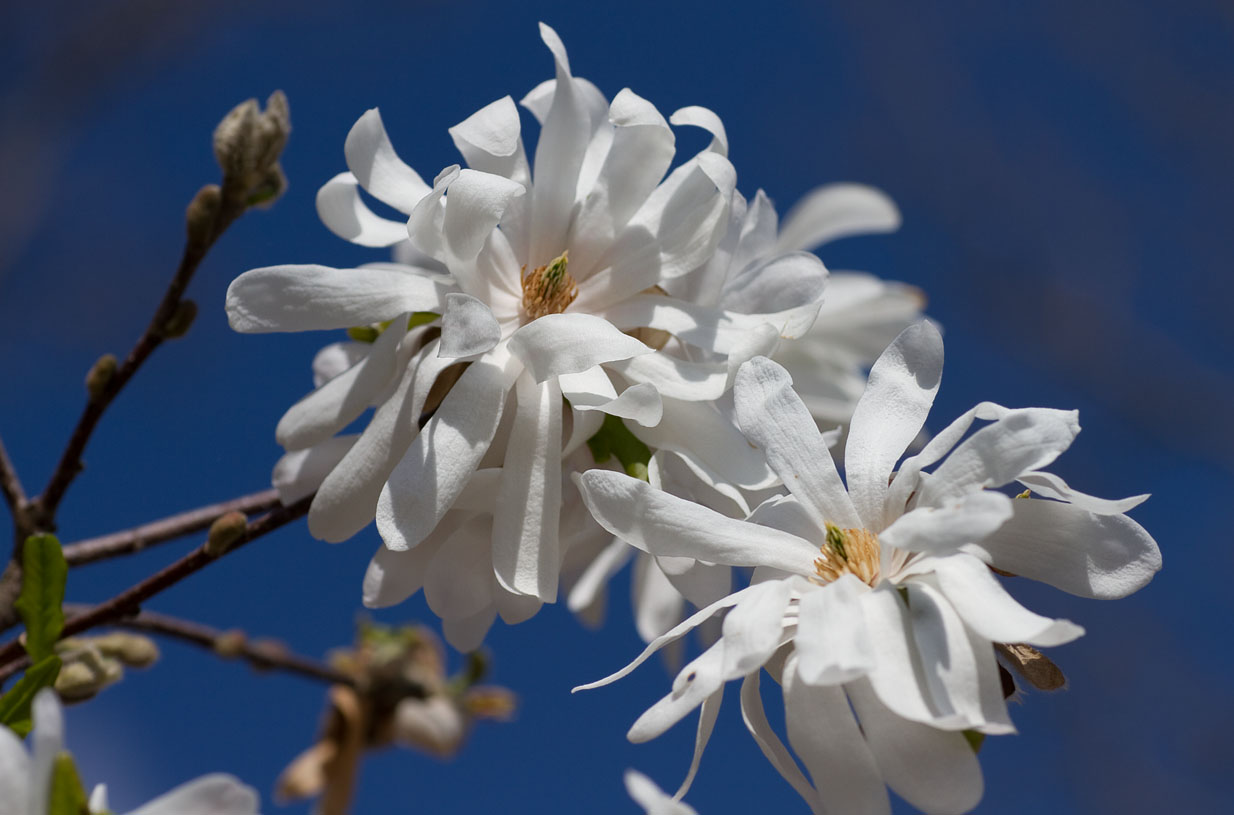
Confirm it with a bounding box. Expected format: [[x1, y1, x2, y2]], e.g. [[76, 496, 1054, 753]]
[[2, 1, 1231, 812]]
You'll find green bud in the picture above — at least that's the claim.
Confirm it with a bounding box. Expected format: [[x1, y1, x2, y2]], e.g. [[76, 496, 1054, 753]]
[[185, 184, 222, 248], [54, 661, 104, 702], [205, 511, 248, 557], [214, 629, 247, 658], [94, 632, 160, 668], [85, 354, 117, 399]]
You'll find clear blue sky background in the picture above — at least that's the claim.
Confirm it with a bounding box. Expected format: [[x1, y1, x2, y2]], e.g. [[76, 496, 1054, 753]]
[[2, 1, 1231, 813]]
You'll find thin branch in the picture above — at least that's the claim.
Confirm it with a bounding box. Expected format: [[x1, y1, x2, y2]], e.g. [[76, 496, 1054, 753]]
[[36, 192, 247, 524], [62, 488, 282, 567], [0, 437, 26, 515], [0, 494, 313, 675], [62, 604, 353, 687]]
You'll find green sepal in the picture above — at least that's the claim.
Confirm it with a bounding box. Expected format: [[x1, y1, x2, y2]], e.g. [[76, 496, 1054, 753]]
[[962, 729, 986, 753], [0, 655, 63, 736], [16, 534, 67, 661], [347, 312, 439, 343], [49, 750, 91, 815], [586, 414, 652, 480]]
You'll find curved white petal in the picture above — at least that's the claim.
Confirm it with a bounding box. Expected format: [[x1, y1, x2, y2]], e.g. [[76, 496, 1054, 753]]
[[601, 294, 820, 355], [783, 658, 891, 815], [846, 677, 984, 815], [719, 579, 794, 679], [794, 575, 876, 685], [878, 491, 1014, 555], [560, 368, 662, 427], [361, 518, 448, 610], [676, 688, 722, 800], [0, 724, 29, 815], [734, 357, 862, 528], [669, 106, 728, 156], [775, 184, 901, 253], [439, 293, 502, 359], [442, 169, 527, 262], [859, 585, 946, 725], [312, 341, 369, 388], [272, 434, 358, 504], [1017, 471, 1149, 515], [720, 251, 829, 315], [605, 353, 730, 402], [344, 108, 430, 213], [493, 374, 563, 601], [30, 689, 63, 815], [625, 770, 699, 815], [226, 265, 451, 333], [424, 515, 496, 620], [634, 397, 777, 490], [127, 774, 259, 815], [315, 172, 410, 247], [633, 554, 686, 643], [276, 313, 406, 449], [377, 357, 509, 551], [738, 671, 820, 814], [509, 313, 651, 382], [628, 641, 725, 742], [442, 605, 497, 652], [931, 553, 1085, 647], [448, 96, 529, 183], [845, 321, 944, 530], [962, 498, 1161, 599]]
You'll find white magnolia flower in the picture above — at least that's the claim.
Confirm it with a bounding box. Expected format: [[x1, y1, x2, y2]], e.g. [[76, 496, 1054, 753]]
[[227, 23, 825, 647], [625, 769, 698, 815], [0, 689, 259, 815], [576, 321, 1161, 814]]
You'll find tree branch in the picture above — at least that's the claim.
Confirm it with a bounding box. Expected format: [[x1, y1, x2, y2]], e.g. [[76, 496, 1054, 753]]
[[0, 494, 313, 676], [61, 488, 282, 567], [36, 189, 248, 525], [0, 437, 26, 516], [62, 604, 353, 687]]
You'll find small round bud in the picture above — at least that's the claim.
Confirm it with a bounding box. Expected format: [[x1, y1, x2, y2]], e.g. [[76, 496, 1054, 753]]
[[205, 511, 248, 557], [55, 660, 103, 702], [94, 632, 160, 668], [214, 629, 247, 658], [213, 98, 260, 178], [85, 354, 117, 399], [161, 299, 198, 339], [186, 184, 222, 248]]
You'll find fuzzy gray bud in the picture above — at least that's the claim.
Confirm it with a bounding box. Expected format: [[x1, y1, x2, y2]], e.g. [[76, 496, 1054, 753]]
[[212, 91, 291, 207]]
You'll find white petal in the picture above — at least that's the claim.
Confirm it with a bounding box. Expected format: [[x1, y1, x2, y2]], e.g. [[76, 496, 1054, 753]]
[[734, 357, 862, 528], [567, 537, 632, 615], [424, 515, 496, 619], [577, 470, 818, 574], [932, 553, 1085, 647], [495, 586, 543, 625], [308, 345, 449, 542], [442, 169, 526, 262], [601, 294, 820, 355], [448, 96, 529, 183], [794, 575, 876, 685], [738, 671, 820, 814], [906, 581, 1014, 734], [845, 321, 944, 530], [276, 313, 407, 450], [633, 554, 686, 643], [962, 498, 1161, 599], [361, 515, 453, 609], [775, 184, 901, 252], [226, 265, 451, 333], [628, 641, 725, 742], [272, 434, 358, 504], [493, 375, 563, 601], [669, 106, 728, 156], [560, 369, 662, 427], [31, 689, 63, 815], [720, 579, 794, 679], [625, 770, 699, 815], [442, 605, 497, 652], [0, 725, 29, 814], [676, 688, 722, 799], [89, 784, 108, 814], [406, 165, 457, 261], [918, 408, 1081, 508], [376, 357, 509, 551], [509, 313, 651, 382], [632, 397, 777, 490], [859, 585, 944, 725], [344, 108, 430, 213], [632, 152, 736, 280], [720, 251, 829, 315], [315, 172, 410, 247], [747, 495, 823, 541], [782, 657, 891, 815], [878, 491, 1014, 555], [312, 341, 369, 388], [605, 353, 730, 402], [846, 677, 984, 815], [128, 774, 259, 815], [1016, 471, 1149, 515], [439, 293, 502, 359]]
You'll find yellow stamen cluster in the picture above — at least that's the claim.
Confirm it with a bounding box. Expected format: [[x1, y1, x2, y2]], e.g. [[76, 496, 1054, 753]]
[[813, 523, 880, 586], [522, 250, 578, 321]]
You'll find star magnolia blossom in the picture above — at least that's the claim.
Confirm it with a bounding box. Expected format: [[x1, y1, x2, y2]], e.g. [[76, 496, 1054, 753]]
[[576, 321, 1161, 815], [0, 689, 259, 815], [227, 23, 825, 647], [625, 770, 699, 815]]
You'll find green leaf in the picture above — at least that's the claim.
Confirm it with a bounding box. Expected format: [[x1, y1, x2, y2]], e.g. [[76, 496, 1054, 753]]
[[16, 534, 67, 661], [585, 415, 652, 481], [962, 729, 986, 753], [0, 655, 62, 736], [49, 750, 90, 815]]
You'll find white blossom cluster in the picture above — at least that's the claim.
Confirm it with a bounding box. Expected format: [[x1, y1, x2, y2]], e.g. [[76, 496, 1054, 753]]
[[224, 23, 1161, 813]]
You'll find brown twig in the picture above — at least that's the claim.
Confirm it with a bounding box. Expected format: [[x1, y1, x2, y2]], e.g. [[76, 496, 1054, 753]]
[[35, 194, 246, 526], [61, 603, 353, 687], [0, 437, 27, 515], [62, 488, 282, 567], [0, 494, 313, 678]]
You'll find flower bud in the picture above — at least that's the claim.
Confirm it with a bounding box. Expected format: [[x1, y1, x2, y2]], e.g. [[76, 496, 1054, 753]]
[[214, 629, 247, 658], [85, 354, 117, 399], [212, 91, 291, 205], [185, 184, 222, 248], [205, 510, 248, 557], [94, 632, 160, 667], [393, 696, 467, 758], [161, 299, 198, 339]]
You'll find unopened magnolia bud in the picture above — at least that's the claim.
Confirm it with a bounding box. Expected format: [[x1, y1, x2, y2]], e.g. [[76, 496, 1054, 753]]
[[245, 163, 287, 209], [161, 299, 198, 339], [85, 354, 117, 399], [94, 632, 160, 667], [55, 660, 103, 702], [206, 511, 248, 557], [393, 696, 466, 758], [185, 184, 222, 250], [214, 629, 247, 658], [213, 91, 291, 204], [213, 99, 261, 178]]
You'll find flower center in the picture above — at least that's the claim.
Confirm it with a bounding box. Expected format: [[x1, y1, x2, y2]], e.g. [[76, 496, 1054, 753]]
[[522, 250, 578, 321], [813, 523, 880, 587]]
